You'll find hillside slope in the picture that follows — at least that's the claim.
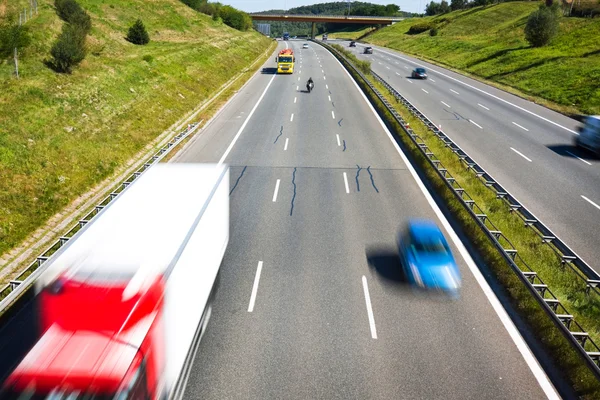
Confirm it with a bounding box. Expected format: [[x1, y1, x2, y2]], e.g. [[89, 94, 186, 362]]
[[0, 0, 271, 256], [363, 2, 600, 115]]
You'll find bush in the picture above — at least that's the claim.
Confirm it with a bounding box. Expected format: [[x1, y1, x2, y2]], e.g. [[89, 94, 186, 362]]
[[126, 19, 150, 45], [142, 54, 153, 63], [408, 22, 435, 34], [49, 24, 86, 73], [430, 27, 439, 36], [524, 6, 559, 47], [54, 0, 91, 33], [218, 5, 252, 31], [0, 17, 32, 59]]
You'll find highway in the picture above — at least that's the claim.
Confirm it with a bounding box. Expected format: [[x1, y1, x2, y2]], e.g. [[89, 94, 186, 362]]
[[173, 40, 556, 399], [339, 39, 600, 271]]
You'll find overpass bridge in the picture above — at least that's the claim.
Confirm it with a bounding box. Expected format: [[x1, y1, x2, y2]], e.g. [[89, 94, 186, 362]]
[[250, 14, 404, 38]]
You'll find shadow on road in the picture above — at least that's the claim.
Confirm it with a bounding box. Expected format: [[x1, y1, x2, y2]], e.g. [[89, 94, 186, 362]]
[[365, 245, 409, 287], [547, 144, 598, 161], [261, 67, 277, 75]]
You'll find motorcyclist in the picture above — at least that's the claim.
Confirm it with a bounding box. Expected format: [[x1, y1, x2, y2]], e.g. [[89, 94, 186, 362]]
[[306, 77, 314, 93]]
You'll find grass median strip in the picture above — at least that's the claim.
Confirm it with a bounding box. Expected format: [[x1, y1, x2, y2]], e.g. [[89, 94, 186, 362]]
[[322, 41, 600, 398]]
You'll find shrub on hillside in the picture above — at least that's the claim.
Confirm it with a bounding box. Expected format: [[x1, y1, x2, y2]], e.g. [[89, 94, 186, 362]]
[[0, 17, 32, 59], [408, 22, 435, 34], [54, 0, 91, 33], [49, 24, 86, 73], [218, 5, 252, 31], [525, 6, 559, 47], [430, 27, 439, 36], [127, 19, 150, 45]]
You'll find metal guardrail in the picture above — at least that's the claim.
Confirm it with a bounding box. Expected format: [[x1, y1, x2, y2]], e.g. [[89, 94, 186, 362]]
[[0, 121, 203, 310], [316, 41, 600, 380]]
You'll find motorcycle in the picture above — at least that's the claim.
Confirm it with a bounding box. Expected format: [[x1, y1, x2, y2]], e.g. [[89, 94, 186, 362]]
[[306, 81, 314, 93]]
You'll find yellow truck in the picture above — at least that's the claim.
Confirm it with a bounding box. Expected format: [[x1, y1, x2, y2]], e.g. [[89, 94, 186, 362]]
[[276, 49, 295, 74]]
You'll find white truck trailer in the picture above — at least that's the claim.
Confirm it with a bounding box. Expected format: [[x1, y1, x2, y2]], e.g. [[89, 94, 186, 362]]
[[1, 164, 229, 400]]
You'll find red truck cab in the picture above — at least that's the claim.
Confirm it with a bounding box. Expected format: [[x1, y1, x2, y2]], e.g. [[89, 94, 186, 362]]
[[2, 265, 166, 399]]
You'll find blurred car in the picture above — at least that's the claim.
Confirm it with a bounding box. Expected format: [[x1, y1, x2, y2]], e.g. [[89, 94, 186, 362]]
[[398, 219, 461, 294], [364, 47, 373, 54], [411, 67, 428, 79], [349, 41, 356, 47], [303, 43, 309, 49], [574, 115, 600, 156]]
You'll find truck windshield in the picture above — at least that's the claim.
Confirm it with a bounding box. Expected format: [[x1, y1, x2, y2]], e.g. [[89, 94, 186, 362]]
[[278, 56, 293, 63]]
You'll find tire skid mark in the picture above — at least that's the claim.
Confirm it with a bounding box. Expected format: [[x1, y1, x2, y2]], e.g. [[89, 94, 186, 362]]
[[367, 166, 379, 193], [290, 167, 298, 216], [229, 166, 247, 196], [274, 125, 284, 144]]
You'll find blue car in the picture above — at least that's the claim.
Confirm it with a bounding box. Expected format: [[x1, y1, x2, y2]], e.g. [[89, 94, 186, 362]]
[[398, 220, 461, 294]]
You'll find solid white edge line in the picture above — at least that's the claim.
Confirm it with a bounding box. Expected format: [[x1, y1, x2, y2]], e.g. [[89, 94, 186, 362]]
[[326, 45, 559, 399], [565, 151, 592, 166], [511, 147, 533, 162], [336, 134, 341, 146], [272, 179, 281, 202], [441, 101, 451, 108], [248, 261, 264, 312], [332, 110, 335, 119], [581, 195, 600, 210], [217, 74, 276, 165], [290, 113, 294, 122], [369, 46, 578, 135], [512, 121, 530, 132], [284, 137, 289, 151], [362, 276, 378, 339], [469, 119, 483, 129], [343, 172, 349, 194], [478, 103, 490, 111]]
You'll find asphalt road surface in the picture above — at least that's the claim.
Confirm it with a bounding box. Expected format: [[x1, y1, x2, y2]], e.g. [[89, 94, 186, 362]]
[[339, 39, 600, 273], [173, 40, 557, 399]]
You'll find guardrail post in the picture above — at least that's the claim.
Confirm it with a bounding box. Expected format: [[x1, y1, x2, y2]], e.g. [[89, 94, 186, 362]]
[[9, 280, 22, 290]]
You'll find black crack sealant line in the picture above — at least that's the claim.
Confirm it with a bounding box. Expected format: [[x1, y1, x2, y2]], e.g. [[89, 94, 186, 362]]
[[355, 164, 362, 192], [338, 118, 343, 127], [367, 166, 379, 193], [229, 166, 247, 196], [274, 125, 284, 144], [290, 167, 298, 216], [343, 140, 347, 152]]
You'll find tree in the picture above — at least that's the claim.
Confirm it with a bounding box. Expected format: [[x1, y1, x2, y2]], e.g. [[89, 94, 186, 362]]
[[440, 0, 451, 13], [524, 6, 559, 47], [49, 24, 86, 73], [451, 0, 467, 11], [425, 1, 441, 15], [126, 19, 150, 45]]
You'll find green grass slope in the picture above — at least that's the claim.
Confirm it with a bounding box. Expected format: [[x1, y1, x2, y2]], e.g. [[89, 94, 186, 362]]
[[325, 26, 375, 40], [364, 2, 600, 115], [0, 0, 271, 256]]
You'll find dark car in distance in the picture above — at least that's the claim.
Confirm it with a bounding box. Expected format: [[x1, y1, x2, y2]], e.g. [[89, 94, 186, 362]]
[[349, 41, 356, 47], [411, 67, 428, 79], [364, 47, 373, 54]]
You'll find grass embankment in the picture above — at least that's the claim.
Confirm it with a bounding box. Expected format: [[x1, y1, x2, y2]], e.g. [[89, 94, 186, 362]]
[[324, 25, 375, 40], [324, 41, 600, 397], [0, 0, 272, 258], [363, 2, 600, 115]]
